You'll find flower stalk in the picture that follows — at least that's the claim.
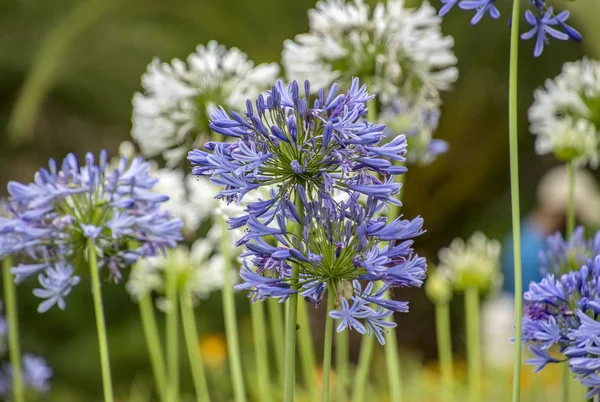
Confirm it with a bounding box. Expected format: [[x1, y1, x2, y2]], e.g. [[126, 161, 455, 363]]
[[321, 284, 336, 402], [465, 287, 481, 402], [267, 298, 286, 388], [138, 294, 168, 401], [335, 329, 349, 402], [435, 301, 453, 402], [180, 291, 210, 402], [3, 256, 24, 402], [508, 0, 523, 398], [250, 301, 271, 402], [298, 301, 318, 400], [88, 239, 115, 402], [166, 259, 180, 402], [220, 217, 247, 402]]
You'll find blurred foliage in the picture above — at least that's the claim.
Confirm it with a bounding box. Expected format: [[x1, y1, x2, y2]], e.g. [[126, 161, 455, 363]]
[[0, 0, 598, 399]]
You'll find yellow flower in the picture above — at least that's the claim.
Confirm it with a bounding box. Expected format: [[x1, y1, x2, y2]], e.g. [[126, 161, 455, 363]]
[[199, 332, 227, 367]]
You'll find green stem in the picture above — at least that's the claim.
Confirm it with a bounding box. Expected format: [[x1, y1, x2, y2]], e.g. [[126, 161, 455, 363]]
[[383, 291, 402, 402], [560, 363, 569, 402], [267, 298, 286, 388], [298, 300, 318, 400], [567, 161, 576, 239], [250, 301, 271, 402], [88, 239, 114, 402], [138, 294, 168, 402], [321, 285, 335, 402], [3, 257, 24, 402], [435, 302, 453, 402], [335, 329, 349, 402], [352, 282, 384, 402], [221, 217, 247, 402], [508, 0, 523, 399], [179, 292, 210, 402], [284, 193, 305, 402], [465, 287, 481, 402], [166, 260, 180, 402], [8, 0, 116, 143]]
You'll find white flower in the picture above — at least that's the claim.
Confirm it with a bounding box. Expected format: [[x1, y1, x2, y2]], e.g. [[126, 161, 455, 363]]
[[282, 0, 458, 106], [127, 236, 238, 303], [381, 96, 447, 165], [132, 41, 279, 166], [529, 57, 600, 167], [437, 232, 502, 292]]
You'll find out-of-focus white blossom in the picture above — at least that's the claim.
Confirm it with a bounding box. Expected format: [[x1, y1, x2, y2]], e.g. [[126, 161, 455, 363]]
[[381, 96, 448, 165], [132, 41, 279, 166], [437, 232, 502, 292], [529, 57, 600, 167], [282, 0, 458, 106]]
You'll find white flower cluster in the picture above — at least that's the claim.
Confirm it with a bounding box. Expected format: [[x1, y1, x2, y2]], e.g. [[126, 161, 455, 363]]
[[529, 57, 600, 168], [132, 41, 279, 166], [126, 227, 237, 303], [381, 96, 447, 165], [437, 232, 502, 292], [282, 0, 458, 106]]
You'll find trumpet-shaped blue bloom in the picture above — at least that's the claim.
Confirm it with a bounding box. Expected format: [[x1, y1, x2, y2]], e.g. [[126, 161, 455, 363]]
[[522, 255, 600, 397], [439, 0, 581, 56], [539, 227, 600, 276], [235, 192, 426, 344], [0, 151, 183, 312], [188, 78, 408, 227]]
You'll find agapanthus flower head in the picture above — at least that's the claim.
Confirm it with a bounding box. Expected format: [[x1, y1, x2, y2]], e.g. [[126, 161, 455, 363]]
[[282, 0, 458, 106], [381, 96, 448, 165], [439, 0, 581, 57], [529, 58, 600, 167], [437, 231, 502, 292], [425, 269, 453, 303], [540, 226, 600, 276], [189, 78, 409, 225], [132, 41, 279, 166], [0, 151, 183, 312], [521, 255, 600, 397], [235, 192, 427, 344]]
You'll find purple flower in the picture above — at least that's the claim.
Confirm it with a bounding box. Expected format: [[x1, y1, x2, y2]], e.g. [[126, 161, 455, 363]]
[[458, 0, 500, 24], [521, 8, 580, 57], [188, 79, 408, 223], [0, 151, 183, 312]]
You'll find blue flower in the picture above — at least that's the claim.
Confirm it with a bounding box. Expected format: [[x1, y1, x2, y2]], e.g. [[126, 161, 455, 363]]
[[521, 8, 581, 57], [526, 345, 561, 372], [0, 151, 183, 312], [539, 226, 600, 276], [22, 354, 52, 392], [188, 79, 408, 224], [458, 0, 500, 25]]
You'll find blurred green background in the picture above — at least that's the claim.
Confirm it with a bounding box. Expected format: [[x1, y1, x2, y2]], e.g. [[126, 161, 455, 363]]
[[0, 0, 598, 400]]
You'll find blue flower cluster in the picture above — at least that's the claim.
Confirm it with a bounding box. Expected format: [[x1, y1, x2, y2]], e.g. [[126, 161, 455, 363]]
[[189, 79, 427, 342], [0, 152, 183, 312], [439, 0, 581, 56], [539, 226, 600, 276], [522, 254, 600, 398]]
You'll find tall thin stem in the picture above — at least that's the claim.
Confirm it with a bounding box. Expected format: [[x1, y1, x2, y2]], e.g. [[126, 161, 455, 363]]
[[3, 257, 24, 402], [267, 298, 286, 388], [298, 300, 318, 400], [321, 285, 336, 402], [88, 239, 114, 402], [508, 0, 523, 399], [221, 217, 247, 402], [179, 292, 210, 402], [250, 301, 271, 402], [435, 302, 453, 402], [465, 287, 481, 402], [165, 260, 180, 402], [284, 193, 305, 402], [567, 161, 576, 239], [383, 292, 402, 402], [138, 294, 168, 401], [335, 329, 349, 402]]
